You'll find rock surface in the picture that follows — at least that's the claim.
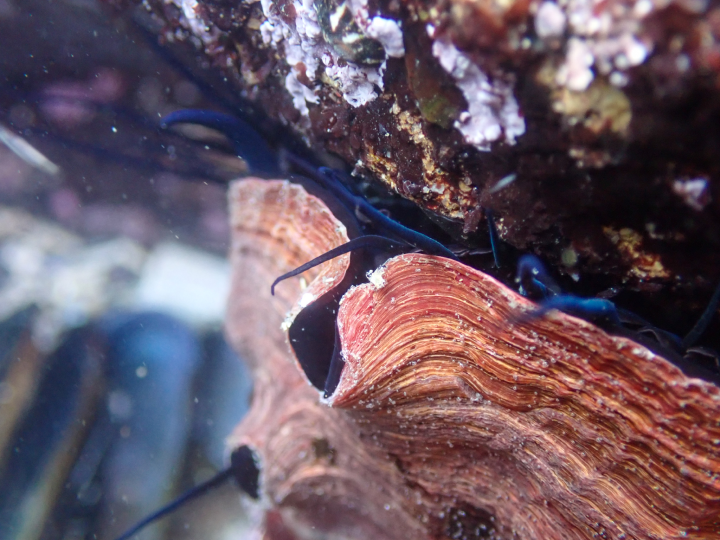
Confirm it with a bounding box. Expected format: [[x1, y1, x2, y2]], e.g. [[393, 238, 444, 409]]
[[129, 0, 719, 303]]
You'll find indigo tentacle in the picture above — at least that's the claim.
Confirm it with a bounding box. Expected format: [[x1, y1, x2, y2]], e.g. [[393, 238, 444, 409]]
[[316, 168, 458, 260], [514, 255, 623, 326], [113, 467, 234, 540], [271, 235, 407, 295], [112, 444, 260, 540], [485, 209, 501, 268], [515, 295, 622, 326], [683, 280, 720, 349], [513, 256, 720, 376], [161, 109, 279, 176], [516, 254, 562, 300]]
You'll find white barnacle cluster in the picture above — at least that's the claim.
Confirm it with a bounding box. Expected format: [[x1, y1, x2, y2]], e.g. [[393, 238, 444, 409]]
[[255, 0, 404, 112], [429, 30, 526, 152], [534, 0, 664, 91]]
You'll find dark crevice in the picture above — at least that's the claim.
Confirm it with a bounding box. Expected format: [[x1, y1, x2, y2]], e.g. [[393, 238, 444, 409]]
[[230, 445, 261, 500]]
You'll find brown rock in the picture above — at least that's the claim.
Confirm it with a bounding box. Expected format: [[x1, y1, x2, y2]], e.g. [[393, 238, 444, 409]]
[[100, 0, 720, 351], [128, 0, 720, 294]]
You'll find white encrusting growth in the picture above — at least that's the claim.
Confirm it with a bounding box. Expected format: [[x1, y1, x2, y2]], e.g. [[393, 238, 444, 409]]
[[536, 0, 654, 91], [535, 2, 567, 39], [256, 0, 404, 112], [556, 38, 595, 92], [366, 17, 405, 58], [171, 0, 219, 44], [323, 56, 386, 108], [430, 33, 526, 151]]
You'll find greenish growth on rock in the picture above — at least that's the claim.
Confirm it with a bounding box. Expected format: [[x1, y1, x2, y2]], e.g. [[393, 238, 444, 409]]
[[404, 24, 466, 130]]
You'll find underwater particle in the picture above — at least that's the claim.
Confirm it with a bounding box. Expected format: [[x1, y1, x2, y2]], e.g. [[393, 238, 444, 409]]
[[488, 173, 517, 194], [0, 125, 60, 176], [561, 247, 578, 267]]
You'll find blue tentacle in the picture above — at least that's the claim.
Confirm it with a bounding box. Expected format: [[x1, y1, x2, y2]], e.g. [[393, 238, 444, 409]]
[[683, 280, 720, 349], [485, 209, 501, 268], [516, 254, 562, 300], [315, 168, 458, 260], [271, 235, 408, 295], [161, 109, 279, 176], [113, 467, 234, 540], [515, 295, 622, 326]]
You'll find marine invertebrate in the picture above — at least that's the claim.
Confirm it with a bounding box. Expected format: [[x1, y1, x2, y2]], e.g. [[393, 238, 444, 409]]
[[329, 253, 720, 539], [110, 162, 719, 539], [219, 177, 720, 539]]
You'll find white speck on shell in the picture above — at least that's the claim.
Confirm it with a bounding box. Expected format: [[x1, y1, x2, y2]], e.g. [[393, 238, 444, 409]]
[[367, 266, 387, 289], [299, 291, 317, 308]]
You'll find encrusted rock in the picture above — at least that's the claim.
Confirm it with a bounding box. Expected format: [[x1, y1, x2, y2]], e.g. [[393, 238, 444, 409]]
[[128, 0, 719, 300]]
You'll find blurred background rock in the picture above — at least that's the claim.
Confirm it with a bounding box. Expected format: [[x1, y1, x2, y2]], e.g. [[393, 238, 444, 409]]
[[0, 1, 256, 538]]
